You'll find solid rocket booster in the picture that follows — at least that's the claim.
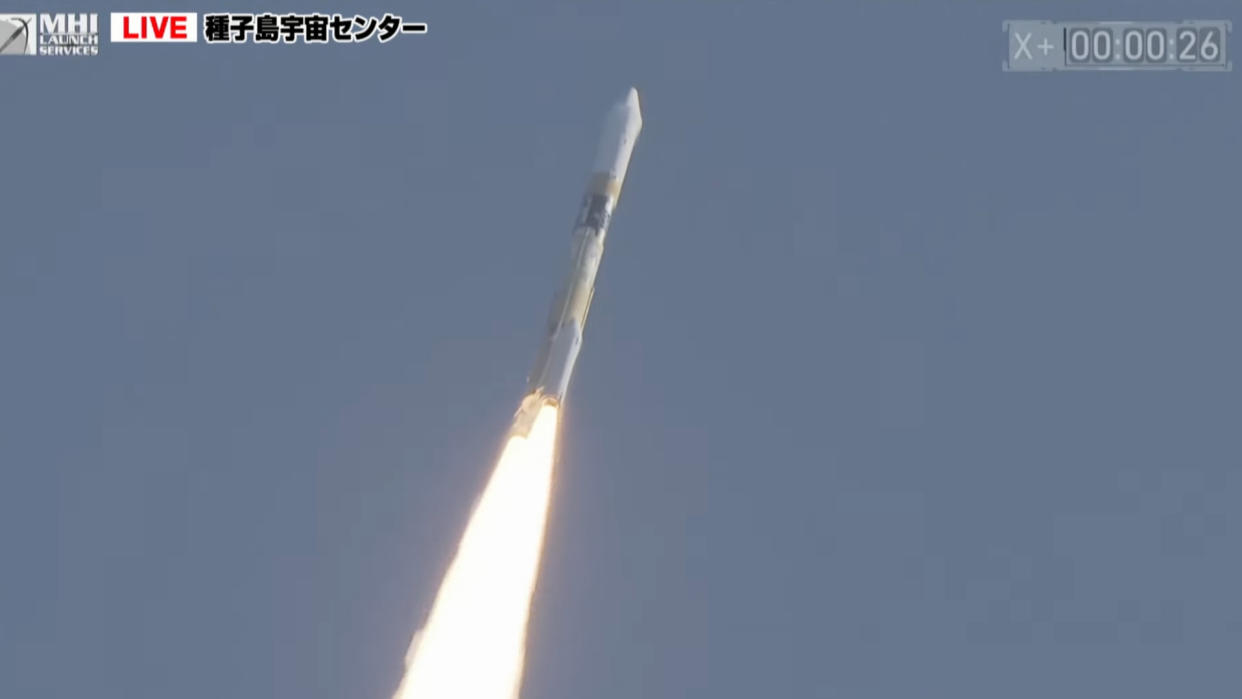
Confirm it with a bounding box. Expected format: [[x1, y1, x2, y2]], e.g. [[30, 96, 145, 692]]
[[515, 88, 642, 429]]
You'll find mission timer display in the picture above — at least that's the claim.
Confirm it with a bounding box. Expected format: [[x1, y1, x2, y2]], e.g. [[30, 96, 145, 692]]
[[1004, 20, 1232, 72]]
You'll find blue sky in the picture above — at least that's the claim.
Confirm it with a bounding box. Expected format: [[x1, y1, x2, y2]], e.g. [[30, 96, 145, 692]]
[[2, 2, 1239, 697]]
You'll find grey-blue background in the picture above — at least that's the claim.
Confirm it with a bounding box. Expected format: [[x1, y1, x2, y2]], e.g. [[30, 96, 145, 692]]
[[2, 1, 1239, 697]]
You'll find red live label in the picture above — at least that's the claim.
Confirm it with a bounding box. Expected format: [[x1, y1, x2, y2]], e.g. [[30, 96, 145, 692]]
[[110, 13, 198, 42]]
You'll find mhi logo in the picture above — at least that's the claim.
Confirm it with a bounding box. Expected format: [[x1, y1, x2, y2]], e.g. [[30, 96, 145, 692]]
[[38, 13, 99, 56], [0, 14, 36, 55]]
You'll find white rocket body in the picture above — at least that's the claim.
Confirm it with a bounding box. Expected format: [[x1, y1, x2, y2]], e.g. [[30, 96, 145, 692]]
[[515, 88, 643, 432]]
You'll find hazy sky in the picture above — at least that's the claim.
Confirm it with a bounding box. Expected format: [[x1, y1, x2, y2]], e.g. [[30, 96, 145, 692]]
[[2, 2, 1239, 697]]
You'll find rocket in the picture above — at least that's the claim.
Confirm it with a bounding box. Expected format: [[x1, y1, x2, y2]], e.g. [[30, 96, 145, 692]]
[[513, 88, 643, 434]]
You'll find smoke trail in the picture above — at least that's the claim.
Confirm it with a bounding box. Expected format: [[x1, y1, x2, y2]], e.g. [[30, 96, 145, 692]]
[[393, 401, 560, 699]]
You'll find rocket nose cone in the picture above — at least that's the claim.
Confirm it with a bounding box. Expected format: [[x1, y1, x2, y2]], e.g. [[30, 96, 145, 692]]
[[592, 87, 643, 179], [625, 87, 641, 119]]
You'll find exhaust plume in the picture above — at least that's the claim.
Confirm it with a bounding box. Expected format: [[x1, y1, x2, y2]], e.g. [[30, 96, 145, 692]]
[[393, 401, 560, 699]]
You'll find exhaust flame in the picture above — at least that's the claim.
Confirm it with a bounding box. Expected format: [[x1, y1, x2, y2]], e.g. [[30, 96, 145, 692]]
[[393, 401, 560, 699]]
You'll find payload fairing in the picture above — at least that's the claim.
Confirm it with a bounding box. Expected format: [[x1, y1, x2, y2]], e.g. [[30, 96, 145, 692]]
[[514, 88, 643, 433]]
